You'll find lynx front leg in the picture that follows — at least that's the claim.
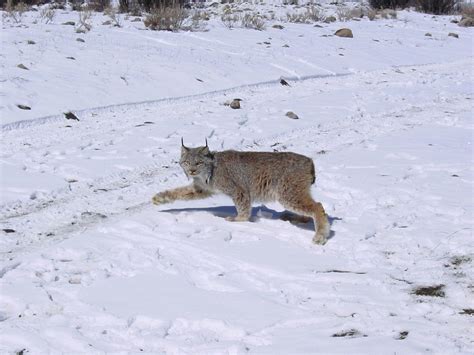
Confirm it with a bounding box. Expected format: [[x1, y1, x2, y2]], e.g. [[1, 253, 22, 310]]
[[226, 189, 251, 222], [152, 184, 212, 205]]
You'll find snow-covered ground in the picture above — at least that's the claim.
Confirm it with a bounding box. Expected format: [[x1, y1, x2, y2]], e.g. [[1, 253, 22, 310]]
[[1, 4, 472, 126], [1, 2, 473, 354]]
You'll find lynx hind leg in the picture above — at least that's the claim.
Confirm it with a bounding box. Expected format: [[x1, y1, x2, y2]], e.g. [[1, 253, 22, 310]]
[[280, 191, 330, 245], [311, 201, 330, 245]]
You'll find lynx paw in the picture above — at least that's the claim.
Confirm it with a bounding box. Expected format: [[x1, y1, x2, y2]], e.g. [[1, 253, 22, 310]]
[[225, 215, 249, 222], [312, 234, 327, 245], [313, 221, 330, 245], [152, 193, 172, 205]]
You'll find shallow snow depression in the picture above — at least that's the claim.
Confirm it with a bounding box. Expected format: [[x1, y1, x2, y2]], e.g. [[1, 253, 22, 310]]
[[1, 4, 473, 354]]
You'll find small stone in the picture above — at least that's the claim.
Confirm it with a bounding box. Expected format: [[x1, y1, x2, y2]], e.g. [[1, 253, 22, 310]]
[[448, 32, 459, 38], [334, 28, 353, 38], [230, 99, 241, 109], [425, 32, 432, 36], [69, 277, 81, 284], [62, 21, 75, 26], [397, 331, 409, 340], [286, 111, 299, 119], [272, 24, 284, 29], [17, 104, 31, 110], [17, 63, 29, 70], [64, 111, 79, 120], [76, 38, 85, 42], [458, 17, 474, 27]]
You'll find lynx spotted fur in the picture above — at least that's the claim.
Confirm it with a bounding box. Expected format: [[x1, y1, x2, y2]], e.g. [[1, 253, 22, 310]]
[[152, 141, 330, 244]]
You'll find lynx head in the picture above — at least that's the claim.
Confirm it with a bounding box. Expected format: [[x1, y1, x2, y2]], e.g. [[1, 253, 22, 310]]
[[179, 138, 214, 183]]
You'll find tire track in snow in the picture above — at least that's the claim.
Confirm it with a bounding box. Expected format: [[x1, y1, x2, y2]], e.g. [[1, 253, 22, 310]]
[[0, 72, 350, 132], [0, 163, 178, 259], [3, 58, 469, 132]]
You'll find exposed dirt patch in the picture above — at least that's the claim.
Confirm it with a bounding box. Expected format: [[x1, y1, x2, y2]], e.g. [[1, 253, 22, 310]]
[[332, 329, 367, 338], [448, 255, 471, 268], [412, 284, 445, 297], [459, 309, 474, 316], [316, 269, 366, 275]]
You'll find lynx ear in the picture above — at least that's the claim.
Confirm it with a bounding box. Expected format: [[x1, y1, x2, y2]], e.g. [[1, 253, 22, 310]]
[[200, 145, 210, 155], [200, 139, 210, 155], [181, 137, 189, 152]]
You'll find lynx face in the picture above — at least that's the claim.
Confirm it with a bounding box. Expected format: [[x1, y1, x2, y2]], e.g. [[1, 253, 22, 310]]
[[179, 145, 214, 184]]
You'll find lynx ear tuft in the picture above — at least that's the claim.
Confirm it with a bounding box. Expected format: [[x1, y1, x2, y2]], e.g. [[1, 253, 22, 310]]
[[181, 137, 189, 152]]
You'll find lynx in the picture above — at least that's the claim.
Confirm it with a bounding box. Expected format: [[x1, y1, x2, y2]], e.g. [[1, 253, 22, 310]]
[[152, 140, 330, 245]]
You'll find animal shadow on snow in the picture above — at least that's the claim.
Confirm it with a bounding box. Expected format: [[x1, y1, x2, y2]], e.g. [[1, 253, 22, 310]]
[[162, 205, 340, 239]]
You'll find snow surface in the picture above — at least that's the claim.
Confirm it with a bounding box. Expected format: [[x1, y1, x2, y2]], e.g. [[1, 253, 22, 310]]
[[1, 3, 473, 354], [1, 6, 472, 126]]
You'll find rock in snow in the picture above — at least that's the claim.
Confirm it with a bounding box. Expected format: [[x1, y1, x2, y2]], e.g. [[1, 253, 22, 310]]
[[335, 28, 353, 38]]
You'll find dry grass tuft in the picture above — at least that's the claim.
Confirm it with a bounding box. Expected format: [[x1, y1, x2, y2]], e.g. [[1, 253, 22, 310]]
[[39, 5, 55, 24], [286, 5, 325, 23], [3, 0, 28, 23], [240, 12, 266, 30], [144, 3, 188, 31], [76, 9, 93, 33]]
